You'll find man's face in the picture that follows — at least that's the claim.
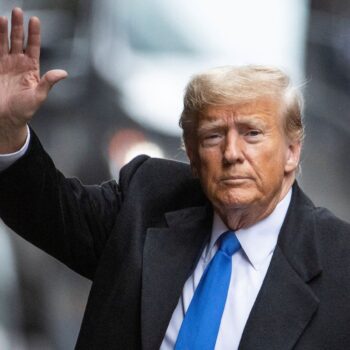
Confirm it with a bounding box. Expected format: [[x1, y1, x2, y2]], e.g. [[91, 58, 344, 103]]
[[188, 99, 301, 216]]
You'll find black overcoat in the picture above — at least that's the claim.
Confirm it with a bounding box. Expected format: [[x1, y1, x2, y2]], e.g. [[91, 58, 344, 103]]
[[0, 130, 350, 349]]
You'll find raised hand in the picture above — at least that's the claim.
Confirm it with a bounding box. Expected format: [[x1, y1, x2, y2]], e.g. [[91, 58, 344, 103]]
[[0, 8, 67, 152]]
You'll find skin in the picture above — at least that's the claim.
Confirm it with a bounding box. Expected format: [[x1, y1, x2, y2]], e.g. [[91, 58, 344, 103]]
[[0, 7, 67, 153], [187, 100, 301, 230]]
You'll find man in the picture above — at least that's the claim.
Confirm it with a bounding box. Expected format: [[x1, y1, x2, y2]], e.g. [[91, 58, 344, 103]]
[[1, 7, 350, 350]]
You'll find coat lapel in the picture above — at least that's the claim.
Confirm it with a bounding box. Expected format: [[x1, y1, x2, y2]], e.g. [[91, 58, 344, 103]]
[[141, 205, 212, 350], [239, 184, 322, 350], [238, 246, 320, 350]]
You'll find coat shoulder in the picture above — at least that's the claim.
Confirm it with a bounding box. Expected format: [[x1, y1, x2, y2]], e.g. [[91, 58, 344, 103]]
[[312, 206, 350, 275], [118, 155, 208, 213], [313, 206, 350, 237]]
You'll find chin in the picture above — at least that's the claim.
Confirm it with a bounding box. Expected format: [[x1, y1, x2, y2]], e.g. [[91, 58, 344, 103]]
[[213, 189, 259, 210]]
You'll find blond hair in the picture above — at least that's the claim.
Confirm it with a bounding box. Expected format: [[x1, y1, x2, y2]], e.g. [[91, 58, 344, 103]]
[[180, 65, 304, 148]]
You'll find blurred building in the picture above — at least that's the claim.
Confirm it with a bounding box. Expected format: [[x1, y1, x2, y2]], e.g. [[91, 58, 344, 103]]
[[300, 0, 350, 221]]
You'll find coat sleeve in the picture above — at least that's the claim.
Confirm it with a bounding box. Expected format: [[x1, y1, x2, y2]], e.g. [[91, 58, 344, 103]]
[[0, 128, 149, 280]]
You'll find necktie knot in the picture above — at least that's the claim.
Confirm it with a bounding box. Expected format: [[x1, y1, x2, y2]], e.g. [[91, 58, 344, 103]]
[[219, 231, 240, 256]]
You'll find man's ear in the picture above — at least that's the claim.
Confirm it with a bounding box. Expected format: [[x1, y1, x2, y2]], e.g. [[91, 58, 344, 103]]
[[284, 141, 302, 173]]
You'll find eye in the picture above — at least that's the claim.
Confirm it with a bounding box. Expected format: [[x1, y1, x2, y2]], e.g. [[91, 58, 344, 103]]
[[201, 133, 223, 146], [244, 129, 263, 142], [246, 130, 261, 137], [206, 133, 220, 139]]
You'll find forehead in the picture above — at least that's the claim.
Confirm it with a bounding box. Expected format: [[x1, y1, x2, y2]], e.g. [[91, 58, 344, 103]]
[[199, 99, 282, 126]]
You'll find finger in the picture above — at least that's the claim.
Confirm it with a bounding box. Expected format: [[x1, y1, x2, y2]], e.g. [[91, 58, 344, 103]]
[[0, 16, 9, 56], [26, 16, 40, 59], [10, 7, 24, 54], [36, 69, 68, 100]]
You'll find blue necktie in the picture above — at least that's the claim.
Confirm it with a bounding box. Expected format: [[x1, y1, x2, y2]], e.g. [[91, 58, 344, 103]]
[[175, 231, 241, 350]]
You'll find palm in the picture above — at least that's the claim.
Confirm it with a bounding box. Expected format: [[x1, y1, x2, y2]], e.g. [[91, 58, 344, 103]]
[[0, 8, 67, 141], [0, 54, 40, 122]]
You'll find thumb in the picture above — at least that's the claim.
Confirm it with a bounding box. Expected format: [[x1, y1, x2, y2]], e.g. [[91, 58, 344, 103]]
[[36, 69, 68, 99]]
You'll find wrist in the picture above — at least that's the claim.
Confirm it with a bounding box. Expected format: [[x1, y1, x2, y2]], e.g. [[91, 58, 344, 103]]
[[0, 125, 29, 154]]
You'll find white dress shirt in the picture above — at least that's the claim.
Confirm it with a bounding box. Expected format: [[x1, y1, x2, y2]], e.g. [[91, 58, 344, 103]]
[[0, 125, 30, 172], [0, 128, 292, 349], [160, 190, 291, 350]]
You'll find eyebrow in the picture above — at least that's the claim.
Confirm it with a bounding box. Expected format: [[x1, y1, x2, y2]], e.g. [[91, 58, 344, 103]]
[[198, 115, 268, 132], [235, 116, 268, 129], [198, 119, 225, 130]]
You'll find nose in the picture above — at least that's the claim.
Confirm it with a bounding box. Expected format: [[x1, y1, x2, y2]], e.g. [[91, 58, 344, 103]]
[[223, 130, 244, 165]]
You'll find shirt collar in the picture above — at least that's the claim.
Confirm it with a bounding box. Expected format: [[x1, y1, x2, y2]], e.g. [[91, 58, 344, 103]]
[[208, 188, 292, 270]]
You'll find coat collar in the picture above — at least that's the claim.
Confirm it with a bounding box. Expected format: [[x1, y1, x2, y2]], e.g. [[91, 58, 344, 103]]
[[141, 204, 212, 350], [238, 182, 322, 349]]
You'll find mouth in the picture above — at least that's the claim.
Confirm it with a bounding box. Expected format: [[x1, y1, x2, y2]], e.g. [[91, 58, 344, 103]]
[[219, 176, 253, 185]]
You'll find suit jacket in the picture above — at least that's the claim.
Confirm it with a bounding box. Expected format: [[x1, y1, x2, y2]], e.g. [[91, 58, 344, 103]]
[[0, 130, 350, 350]]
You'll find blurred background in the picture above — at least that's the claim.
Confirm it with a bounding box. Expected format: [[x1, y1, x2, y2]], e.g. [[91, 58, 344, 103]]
[[0, 0, 349, 348]]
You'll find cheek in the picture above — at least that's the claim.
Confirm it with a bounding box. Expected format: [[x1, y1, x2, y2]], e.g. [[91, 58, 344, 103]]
[[198, 148, 222, 172], [246, 144, 287, 180], [197, 149, 223, 190]]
